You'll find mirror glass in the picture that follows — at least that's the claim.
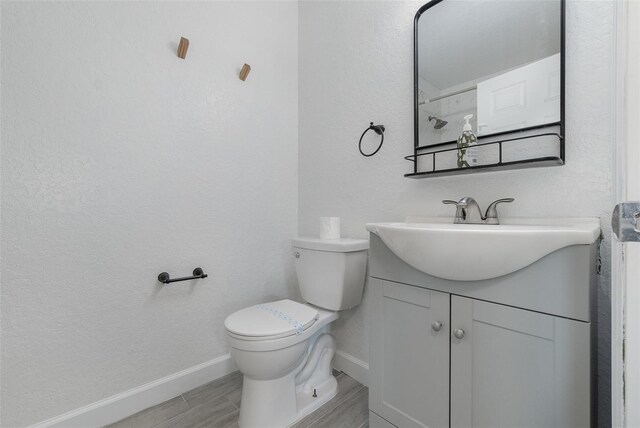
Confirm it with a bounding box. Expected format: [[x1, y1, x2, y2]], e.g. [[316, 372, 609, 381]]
[[416, 0, 562, 148]]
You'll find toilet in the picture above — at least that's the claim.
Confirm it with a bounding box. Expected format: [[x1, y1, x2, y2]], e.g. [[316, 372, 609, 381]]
[[224, 237, 369, 428]]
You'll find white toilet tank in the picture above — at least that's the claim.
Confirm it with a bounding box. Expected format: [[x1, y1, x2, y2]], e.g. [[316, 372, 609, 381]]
[[292, 237, 369, 311]]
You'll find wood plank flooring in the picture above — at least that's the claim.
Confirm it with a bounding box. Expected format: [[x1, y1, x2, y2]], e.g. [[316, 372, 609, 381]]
[[106, 371, 368, 428]]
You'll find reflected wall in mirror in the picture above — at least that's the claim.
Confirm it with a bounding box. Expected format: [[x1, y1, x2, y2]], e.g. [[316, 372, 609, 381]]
[[415, 0, 563, 149]]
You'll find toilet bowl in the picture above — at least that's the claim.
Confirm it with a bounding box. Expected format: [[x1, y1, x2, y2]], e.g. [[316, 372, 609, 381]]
[[224, 237, 368, 428]]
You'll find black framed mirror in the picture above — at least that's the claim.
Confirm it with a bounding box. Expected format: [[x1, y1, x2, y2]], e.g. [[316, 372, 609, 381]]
[[407, 0, 565, 178]]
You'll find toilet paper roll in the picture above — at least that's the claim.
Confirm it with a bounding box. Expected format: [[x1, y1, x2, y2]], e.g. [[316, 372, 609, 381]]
[[319, 217, 341, 240]]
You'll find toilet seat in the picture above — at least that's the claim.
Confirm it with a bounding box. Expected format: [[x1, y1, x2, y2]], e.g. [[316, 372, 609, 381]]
[[225, 299, 319, 341]]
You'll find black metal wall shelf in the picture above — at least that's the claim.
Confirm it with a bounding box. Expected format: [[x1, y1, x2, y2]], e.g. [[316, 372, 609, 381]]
[[405, 157, 563, 179], [404, 132, 564, 179], [415, 122, 562, 151]]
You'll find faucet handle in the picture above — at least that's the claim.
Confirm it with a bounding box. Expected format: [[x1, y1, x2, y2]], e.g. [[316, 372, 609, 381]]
[[484, 198, 515, 219], [442, 199, 459, 206]]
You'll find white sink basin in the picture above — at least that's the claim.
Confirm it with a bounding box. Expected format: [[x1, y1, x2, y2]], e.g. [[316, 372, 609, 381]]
[[366, 217, 601, 281]]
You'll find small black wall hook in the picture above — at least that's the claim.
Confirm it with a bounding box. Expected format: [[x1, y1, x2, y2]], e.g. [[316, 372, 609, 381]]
[[158, 267, 208, 284], [359, 122, 386, 157]]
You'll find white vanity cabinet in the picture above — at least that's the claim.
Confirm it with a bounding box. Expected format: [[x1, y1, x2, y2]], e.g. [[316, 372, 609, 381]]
[[368, 234, 595, 428]]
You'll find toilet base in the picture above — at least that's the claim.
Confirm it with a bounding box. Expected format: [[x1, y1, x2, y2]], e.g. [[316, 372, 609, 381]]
[[239, 374, 298, 428], [238, 372, 338, 428], [237, 332, 338, 428], [289, 375, 338, 427]]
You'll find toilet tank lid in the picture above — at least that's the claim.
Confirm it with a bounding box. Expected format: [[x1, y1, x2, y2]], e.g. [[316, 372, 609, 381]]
[[292, 237, 369, 252]]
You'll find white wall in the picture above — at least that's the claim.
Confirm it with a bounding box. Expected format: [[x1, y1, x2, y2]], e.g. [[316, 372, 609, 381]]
[[298, 1, 613, 426], [1, 1, 615, 426], [0, 1, 298, 426]]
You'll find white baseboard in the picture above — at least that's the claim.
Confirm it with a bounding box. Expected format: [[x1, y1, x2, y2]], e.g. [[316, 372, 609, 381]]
[[31, 354, 237, 428], [333, 350, 369, 387], [30, 349, 366, 428]]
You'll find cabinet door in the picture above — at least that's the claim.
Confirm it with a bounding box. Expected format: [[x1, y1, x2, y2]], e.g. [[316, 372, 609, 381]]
[[450, 296, 590, 428], [369, 278, 450, 428]]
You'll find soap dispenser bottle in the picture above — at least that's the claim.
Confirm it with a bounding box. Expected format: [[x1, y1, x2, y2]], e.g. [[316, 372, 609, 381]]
[[457, 114, 478, 167]]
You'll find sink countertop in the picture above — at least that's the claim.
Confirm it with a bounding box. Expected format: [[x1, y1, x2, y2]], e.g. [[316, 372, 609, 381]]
[[365, 217, 601, 281]]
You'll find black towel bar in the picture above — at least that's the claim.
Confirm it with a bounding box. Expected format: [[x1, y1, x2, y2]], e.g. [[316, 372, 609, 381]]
[[158, 267, 208, 284]]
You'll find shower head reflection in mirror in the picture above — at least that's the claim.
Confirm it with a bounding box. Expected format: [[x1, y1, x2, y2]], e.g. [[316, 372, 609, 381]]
[[428, 115, 448, 129]]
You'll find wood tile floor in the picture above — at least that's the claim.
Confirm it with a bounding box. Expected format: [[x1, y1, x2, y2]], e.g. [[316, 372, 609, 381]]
[[107, 371, 368, 428]]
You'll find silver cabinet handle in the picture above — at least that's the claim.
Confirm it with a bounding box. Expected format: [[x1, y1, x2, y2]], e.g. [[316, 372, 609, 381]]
[[431, 322, 443, 332], [453, 328, 465, 339]]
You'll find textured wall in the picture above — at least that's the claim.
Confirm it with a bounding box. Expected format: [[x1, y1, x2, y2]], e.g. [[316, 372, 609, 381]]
[[1, 1, 615, 426], [298, 1, 613, 426], [1, 2, 298, 426]]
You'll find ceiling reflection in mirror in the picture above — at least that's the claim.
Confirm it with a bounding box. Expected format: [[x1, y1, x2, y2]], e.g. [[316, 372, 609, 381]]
[[416, 0, 562, 148]]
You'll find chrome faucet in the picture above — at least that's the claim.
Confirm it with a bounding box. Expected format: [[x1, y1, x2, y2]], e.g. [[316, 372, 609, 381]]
[[442, 197, 514, 225]]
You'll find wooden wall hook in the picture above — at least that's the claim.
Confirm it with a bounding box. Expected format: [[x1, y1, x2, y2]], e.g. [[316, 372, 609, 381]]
[[239, 63, 251, 81], [177, 37, 189, 59]]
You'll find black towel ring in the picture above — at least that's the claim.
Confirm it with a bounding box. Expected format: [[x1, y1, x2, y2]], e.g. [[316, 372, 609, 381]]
[[359, 122, 386, 157]]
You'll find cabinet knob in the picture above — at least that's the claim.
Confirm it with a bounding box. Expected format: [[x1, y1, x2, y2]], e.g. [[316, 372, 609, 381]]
[[431, 321, 443, 332], [453, 328, 465, 339]]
